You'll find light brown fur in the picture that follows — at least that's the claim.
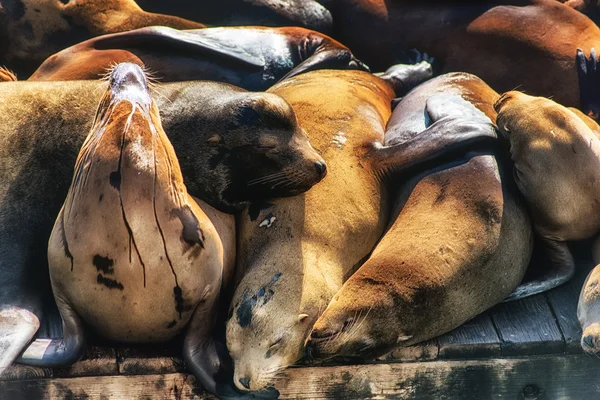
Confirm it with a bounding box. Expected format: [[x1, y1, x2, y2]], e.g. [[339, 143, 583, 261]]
[[226, 70, 395, 391], [308, 74, 532, 359], [49, 74, 221, 342]]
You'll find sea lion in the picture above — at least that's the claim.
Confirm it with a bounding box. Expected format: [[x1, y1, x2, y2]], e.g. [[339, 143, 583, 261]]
[[0, 0, 204, 78], [307, 73, 533, 360], [29, 26, 369, 91], [225, 67, 502, 392], [320, 0, 600, 110], [0, 77, 325, 399], [136, 0, 332, 33], [492, 80, 600, 354], [25, 61, 225, 389]]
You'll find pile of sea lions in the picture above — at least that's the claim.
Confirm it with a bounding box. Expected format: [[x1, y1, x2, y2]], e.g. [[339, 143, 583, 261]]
[[2, 0, 600, 398]]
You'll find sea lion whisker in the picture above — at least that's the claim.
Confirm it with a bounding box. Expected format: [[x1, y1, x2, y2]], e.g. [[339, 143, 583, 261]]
[[247, 171, 289, 185]]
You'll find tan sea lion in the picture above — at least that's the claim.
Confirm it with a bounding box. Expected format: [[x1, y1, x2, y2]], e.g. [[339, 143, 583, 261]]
[[0, 77, 325, 399], [0, 0, 204, 78], [29, 26, 369, 91], [494, 83, 600, 355], [224, 67, 504, 392], [306, 73, 533, 360]]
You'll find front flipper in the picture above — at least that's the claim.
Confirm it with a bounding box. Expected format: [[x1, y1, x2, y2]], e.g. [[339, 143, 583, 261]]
[[577, 48, 600, 120], [99, 26, 265, 71], [504, 237, 575, 302], [0, 307, 40, 374], [16, 296, 86, 367], [368, 94, 498, 178], [183, 293, 279, 400]]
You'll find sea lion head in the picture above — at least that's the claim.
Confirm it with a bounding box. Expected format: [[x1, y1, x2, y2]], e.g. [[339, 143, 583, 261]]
[[191, 92, 327, 213], [494, 90, 595, 168], [579, 265, 600, 354], [225, 272, 311, 392], [307, 285, 412, 359]]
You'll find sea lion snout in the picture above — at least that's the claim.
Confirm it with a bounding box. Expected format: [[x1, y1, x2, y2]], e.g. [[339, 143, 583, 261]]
[[108, 62, 151, 106], [581, 323, 600, 353]]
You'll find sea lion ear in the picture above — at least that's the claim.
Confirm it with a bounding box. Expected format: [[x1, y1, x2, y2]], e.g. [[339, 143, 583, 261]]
[[298, 314, 309, 323]]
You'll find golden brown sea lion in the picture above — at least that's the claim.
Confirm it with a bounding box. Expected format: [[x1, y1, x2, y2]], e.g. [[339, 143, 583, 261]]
[[320, 0, 600, 111], [306, 73, 533, 360], [0, 0, 204, 78], [224, 67, 501, 392]]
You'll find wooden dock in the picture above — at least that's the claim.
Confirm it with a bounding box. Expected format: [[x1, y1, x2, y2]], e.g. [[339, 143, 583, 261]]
[[1, 243, 598, 399]]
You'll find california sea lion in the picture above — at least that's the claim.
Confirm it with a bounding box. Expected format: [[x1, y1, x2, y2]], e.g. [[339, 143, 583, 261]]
[[0, 0, 204, 78], [493, 85, 600, 354], [136, 0, 332, 33], [225, 66, 502, 392], [26, 61, 225, 387], [307, 73, 533, 360], [0, 77, 324, 396], [321, 0, 600, 110], [29, 26, 369, 91]]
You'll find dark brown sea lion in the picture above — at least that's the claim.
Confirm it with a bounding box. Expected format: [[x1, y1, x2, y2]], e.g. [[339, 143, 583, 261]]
[[0, 77, 324, 399], [320, 0, 600, 111], [307, 73, 533, 360], [135, 0, 333, 33], [0, 0, 204, 78], [29, 26, 369, 91]]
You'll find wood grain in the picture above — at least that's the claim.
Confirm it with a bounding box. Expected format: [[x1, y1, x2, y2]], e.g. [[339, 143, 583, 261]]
[[437, 314, 501, 359]]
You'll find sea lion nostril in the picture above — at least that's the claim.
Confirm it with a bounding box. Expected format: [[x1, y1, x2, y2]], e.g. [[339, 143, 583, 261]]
[[315, 161, 327, 177], [110, 63, 148, 91], [583, 335, 595, 349], [239, 377, 251, 389]]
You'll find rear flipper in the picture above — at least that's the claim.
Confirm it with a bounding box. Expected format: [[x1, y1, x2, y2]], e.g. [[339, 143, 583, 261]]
[[183, 292, 279, 400], [369, 94, 498, 178], [0, 307, 40, 374], [279, 48, 370, 82], [16, 296, 86, 367], [375, 56, 435, 97], [577, 48, 600, 120], [504, 237, 575, 302]]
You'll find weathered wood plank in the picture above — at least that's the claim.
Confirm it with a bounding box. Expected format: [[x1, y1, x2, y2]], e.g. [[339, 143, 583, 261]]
[[0, 364, 52, 382], [377, 339, 439, 362], [437, 314, 501, 359], [490, 294, 564, 356], [0, 373, 217, 399], [545, 255, 594, 354], [2, 355, 599, 399], [53, 346, 118, 378], [117, 344, 185, 375]]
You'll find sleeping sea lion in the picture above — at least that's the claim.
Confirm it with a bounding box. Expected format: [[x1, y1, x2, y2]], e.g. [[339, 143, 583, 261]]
[[0, 0, 204, 78], [307, 73, 533, 360], [136, 0, 332, 33], [29, 26, 369, 91], [493, 73, 600, 354], [225, 67, 506, 392], [0, 77, 324, 399], [320, 0, 600, 111]]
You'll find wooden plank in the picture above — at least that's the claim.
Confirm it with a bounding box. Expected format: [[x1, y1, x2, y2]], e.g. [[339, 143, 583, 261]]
[[117, 343, 185, 375], [437, 314, 501, 359], [545, 255, 594, 354], [53, 346, 118, 378], [490, 294, 564, 356], [378, 339, 439, 362], [0, 364, 52, 382], [2, 355, 600, 399], [0, 373, 217, 399]]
